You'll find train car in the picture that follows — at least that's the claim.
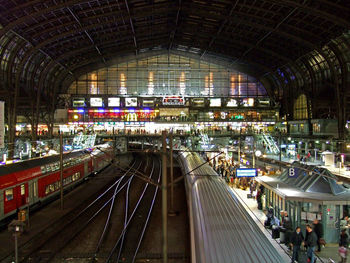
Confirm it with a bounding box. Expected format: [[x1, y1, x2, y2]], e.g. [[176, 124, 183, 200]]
[[0, 144, 113, 222], [178, 149, 285, 263]]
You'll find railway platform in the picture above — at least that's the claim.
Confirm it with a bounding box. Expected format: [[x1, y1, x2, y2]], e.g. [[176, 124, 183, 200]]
[[230, 183, 341, 263]]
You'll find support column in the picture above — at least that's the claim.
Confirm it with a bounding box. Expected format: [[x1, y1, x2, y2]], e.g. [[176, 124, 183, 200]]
[[169, 132, 176, 215], [59, 134, 64, 210], [161, 131, 168, 263]]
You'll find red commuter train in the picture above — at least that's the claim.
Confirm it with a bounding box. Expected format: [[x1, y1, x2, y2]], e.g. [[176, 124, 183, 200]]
[[0, 144, 113, 222]]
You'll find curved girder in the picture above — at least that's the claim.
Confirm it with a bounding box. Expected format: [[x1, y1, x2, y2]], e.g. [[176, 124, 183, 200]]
[[0, 0, 349, 111]]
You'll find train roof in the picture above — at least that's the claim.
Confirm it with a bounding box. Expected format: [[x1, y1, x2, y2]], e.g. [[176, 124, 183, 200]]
[[0, 149, 90, 177]]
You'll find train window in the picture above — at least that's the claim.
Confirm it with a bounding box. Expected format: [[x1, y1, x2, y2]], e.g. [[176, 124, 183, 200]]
[[20, 184, 25, 195], [5, 189, 13, 201], [41, 166, 46, 174], [72, 172, 80, 181], [46, 165, 51, 172]]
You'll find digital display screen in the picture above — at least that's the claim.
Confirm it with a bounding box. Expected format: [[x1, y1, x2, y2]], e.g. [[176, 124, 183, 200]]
[[191, 98, 205, 107], [108, 97, 120, 107], [210, 98, 221, 107], [125, 97, 137, 107], [162, 96, 185, 105], [236, 168, 257, 177], [258, 99, 270, 106], [72, 98, 85, 107], [90, 97, 103, 107], [242, 98, 254, 107], [227, 99, 238, 107], [143, 99, 154, 107]]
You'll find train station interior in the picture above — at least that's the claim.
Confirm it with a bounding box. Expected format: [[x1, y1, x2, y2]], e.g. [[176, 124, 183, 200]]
[[1, 1, 350, 262]]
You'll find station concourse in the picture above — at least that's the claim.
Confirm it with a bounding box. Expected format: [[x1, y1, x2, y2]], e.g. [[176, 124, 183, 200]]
[[0, 1, 350, 263]]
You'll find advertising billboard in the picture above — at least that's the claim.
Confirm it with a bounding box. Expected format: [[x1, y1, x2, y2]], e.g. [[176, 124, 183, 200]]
[[90, 97, 103, 107], [209, 98, 221, 107], [125, 97, 137, 107], [108, 97, 120, 107], [72, 98, 85, 107], [227, 98, 238, 107]]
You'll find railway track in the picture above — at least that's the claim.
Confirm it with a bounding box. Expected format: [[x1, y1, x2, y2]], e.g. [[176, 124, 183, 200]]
[[103, 156, 161, 263], [0, 156, 136, 263], [2, 153, 164, 263], [22, 157, 143, 263]]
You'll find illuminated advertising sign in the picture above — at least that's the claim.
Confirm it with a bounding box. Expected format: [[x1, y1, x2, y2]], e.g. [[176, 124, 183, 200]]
[[191, 98, 205, 107], [162, 96, 185, 105], [227, 98, 238, 107], [72, 98, 85, 107], [258, 99, 270, 106], [108, 97, 120, 107], [143, 99, 154, 107], [210, 98, 221, 107], [236, 168, 257, 177], [242, 98, 254, 107], [90, 97, 103, 107], [125, 97, 137, 107]]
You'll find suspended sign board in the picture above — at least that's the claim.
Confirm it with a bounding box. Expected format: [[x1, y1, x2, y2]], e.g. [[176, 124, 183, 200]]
[[236, 168, 257, 177], [0, 101, 4, 148], [72, 98, 85, 107], [125, 97, 137, 107], [288, 167, 299, 178], [227, 99, 238, 107], [90, 97, 103, 107], [108, 97, 120, 107], [209, 98, 221, 107], [162, 96, 184, 105]]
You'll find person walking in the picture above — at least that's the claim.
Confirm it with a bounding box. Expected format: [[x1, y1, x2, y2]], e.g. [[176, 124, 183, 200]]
[[339, 229, 348, 263], [313, 219, 323, 252], [305, 224, 318, 263], [290, 226, 304, 263]]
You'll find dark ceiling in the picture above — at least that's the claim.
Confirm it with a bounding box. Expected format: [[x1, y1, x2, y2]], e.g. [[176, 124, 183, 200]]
[[1, 0, 350, 78]]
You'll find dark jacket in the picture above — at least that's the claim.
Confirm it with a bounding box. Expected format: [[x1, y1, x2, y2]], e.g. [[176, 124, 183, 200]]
[[339, 233, 348, 247], [283, 217, 293, 231], [313, 222, 323, 238], [306, 231, 318, 247], [290, 231, 304, 246]]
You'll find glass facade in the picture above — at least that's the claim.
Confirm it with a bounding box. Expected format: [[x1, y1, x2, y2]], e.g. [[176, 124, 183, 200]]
[[68, 54, 267, 97], [294, 94, 308, 120]]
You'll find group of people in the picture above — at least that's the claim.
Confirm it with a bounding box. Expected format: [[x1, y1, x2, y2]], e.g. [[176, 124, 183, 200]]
[[265, 209, 326, 263], [289, 221, 323, 263]]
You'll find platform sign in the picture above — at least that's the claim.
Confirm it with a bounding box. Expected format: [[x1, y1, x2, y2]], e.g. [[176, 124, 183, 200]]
[[236, 168, 257, 177], [288, 167, 299, 178], [0, 101, 4, 148]]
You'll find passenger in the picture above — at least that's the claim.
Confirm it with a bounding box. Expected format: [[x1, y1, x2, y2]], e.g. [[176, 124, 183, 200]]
[[305, 224, 318, 263], [339, 229, 348, 263], [313, 219, 323, 252], [264, 207, 274, 228], [282, 211, 293, 246], [290, 226, 304, 263]]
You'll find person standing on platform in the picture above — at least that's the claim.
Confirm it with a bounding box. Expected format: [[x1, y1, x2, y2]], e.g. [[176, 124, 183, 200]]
[[282, 211, 293, 247], [313, 219, 323, 252], [339, 229, 348, 263], [290, 226, 304, 263], [305, 224, 318, 263]]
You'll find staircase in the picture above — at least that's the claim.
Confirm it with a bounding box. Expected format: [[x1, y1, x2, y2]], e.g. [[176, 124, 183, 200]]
[[262, 133, 280, 155]]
